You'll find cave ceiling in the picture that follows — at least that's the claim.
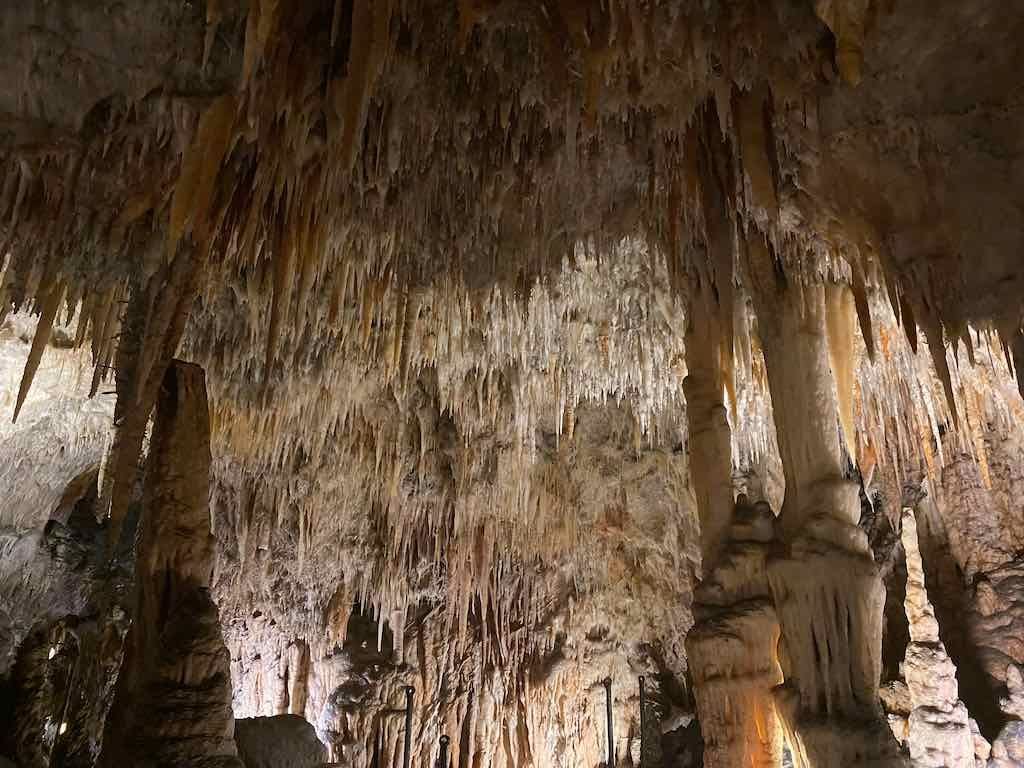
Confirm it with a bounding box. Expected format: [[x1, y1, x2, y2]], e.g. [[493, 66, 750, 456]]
[[1, 1, 1024, 765]]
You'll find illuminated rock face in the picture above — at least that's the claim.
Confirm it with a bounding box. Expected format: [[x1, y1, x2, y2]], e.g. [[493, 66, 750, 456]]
[[686, 500, 783, 768], [900, 508, 976, 768], [0, 1, 1024, 767]]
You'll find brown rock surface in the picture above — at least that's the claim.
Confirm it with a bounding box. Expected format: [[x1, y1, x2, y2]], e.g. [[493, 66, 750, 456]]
[[99, 361, 242, 768], [234, 715, 327, 768]]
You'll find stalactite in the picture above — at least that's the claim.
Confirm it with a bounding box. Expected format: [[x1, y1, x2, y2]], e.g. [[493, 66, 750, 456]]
[[813, 0, 871, 85], [101, 240, 203, 550], [744, 234, 848, 533], [851, 259, 876, 362], [13, 278, 65, 422], [684, 286, 734, 573], [168, 93, 237, 257], [826, 281, 858, 461], [1010, 327, 1024, 401], [735, 85, 779, 218]]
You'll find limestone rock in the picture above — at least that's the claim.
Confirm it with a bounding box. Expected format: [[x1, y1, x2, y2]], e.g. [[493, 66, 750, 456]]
[[234, 715, 328, 768], [1, 2, 1024, 767], [988, 664, 1024, 766], [99, 361, 243, 768], [900, 507, 975, 768], [687, 499, 783, 768]]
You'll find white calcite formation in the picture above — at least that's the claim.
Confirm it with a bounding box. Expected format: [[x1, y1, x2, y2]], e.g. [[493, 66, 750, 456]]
[[900, 507, 977, 767], [220, 397, 697, 768], [747, 246, 901, 767]]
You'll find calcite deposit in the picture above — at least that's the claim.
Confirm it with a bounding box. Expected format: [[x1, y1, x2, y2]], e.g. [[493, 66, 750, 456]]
[[899, 507, 976, 767], [1, 2, 1024, 767]]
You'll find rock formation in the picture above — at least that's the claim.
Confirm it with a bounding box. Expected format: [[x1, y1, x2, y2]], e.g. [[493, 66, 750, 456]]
[[0, 2, 1023, 767], [989, 665, 1024, 767], [900, 507, 976, 767], [98, 361, 242, 768], [234, 715, 328, 768], [686, 498, 783, 767], [749, 262, 900, 766]]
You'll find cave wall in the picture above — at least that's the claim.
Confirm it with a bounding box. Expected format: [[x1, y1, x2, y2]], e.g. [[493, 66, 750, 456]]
[[215, 396, 699, 767]]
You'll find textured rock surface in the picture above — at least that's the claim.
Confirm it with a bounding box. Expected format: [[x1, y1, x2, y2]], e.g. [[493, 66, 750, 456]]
[[988, 664, 1024, 767], [234, 715, 327, 768], [0, 442, 130, 765], [1, 2, 1024, 767], [686, 500, 782, 768], [900, 507, 976, 767], [99, 361, 242, 768]]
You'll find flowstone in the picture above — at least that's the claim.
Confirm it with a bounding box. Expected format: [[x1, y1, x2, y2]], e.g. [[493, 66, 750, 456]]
[[686, 499, 783, 768]]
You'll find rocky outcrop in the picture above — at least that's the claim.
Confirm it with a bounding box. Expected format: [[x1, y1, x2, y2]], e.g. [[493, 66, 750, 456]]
[[900, 507, 976, 767], [969, 561, 1024, 704], [99, 361, 242, 768], [989, 665, 1024, 766], [1, 466, 131, 767], [234, 715, 328, 768]]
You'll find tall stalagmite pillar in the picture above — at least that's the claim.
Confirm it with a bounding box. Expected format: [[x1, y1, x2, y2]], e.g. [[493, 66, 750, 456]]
[[900, 508, 976, 767], [745, 234, 904, 767], [684, 286, 783, 768], [99, 361, 243, 767]]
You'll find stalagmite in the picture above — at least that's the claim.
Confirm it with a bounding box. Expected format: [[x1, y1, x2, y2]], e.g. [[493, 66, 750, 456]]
[[900, 507, 977, 767], [99, 361, 243, 767]]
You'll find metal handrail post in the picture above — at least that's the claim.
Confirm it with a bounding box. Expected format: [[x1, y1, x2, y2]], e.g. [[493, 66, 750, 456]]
[[604, 677, 614, 768], [403, 686, 415, 768]]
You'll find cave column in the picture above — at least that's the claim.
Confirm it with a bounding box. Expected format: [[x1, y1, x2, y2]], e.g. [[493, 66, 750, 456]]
[[745, 233, 904, 767], [684, 285, 783, 768]]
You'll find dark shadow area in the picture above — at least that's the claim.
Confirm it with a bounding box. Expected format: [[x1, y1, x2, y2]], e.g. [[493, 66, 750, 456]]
[[917, 508, 1008, 741]]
